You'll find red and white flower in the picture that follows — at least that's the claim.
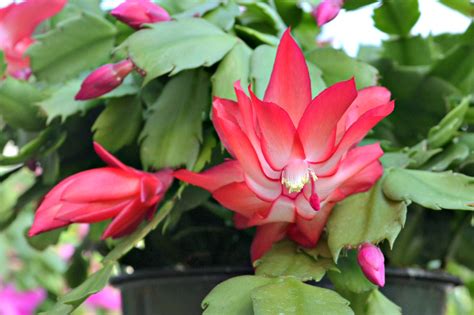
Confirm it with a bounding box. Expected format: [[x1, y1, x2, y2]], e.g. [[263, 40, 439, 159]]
[[175, 30, 394, 261]]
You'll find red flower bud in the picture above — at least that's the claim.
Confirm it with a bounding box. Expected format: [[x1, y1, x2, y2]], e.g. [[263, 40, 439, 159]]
[[357, 243, 385, 287], [111, 0, 171, 30], [75, 59, 134, 100], [28, 142, 173, 239]]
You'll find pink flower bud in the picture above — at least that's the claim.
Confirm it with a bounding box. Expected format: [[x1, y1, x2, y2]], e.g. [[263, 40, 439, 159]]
[[75, 59, 134, 100], [111, 0, 171, 29], [312, 0, 344, 27], [357, 243, 385, 287]]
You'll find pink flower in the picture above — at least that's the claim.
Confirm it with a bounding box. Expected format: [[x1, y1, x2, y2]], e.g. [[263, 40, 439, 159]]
[[175, 30, 393, 261], [75, 59, 135, 100], [357, 243, 385, 286], [78, 224, 90, 239], [29, 142, 173, 239], [57, 244, 75, 261], [0, 0, 66, 79], [0, 284, 46, 315], [111, 0, 171, 29], [312, 0, 344, 27], [85, 286, 121, 311]]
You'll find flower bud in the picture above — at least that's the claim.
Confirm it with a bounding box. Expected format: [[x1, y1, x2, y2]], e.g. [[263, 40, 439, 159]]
[[111, 0, 171, 29], [75, 59, 134, 100], [312, 0, 344, 27], [357, 243, 385, 287]]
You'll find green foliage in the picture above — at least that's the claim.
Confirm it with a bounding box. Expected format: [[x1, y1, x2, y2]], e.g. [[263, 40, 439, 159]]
[[1, 2, 473, 313], [212, 41, 252, 99], [54, 264, 114, 311], [373, 0, 420, 36], [0, 51, 6, 74], [92, 96, 142, 152], [440, 0, 474, 16], [251, 278, 354, 315], [172, 1, 223, 20], [0, 127, 66, 166], [0, 168, 36, 228], [204, 1, 241, 31], [140, 69, 210, 169], [427, 97, 470, 149], [203, 275, 275, 315], [383, 168, 474, 210], [29, 12, 117, 83], [382, 36, 434, 66], [273, 0, 302, 26], [26, 228, 63, 251], [250, 45, 276, 98], [306, 48, 379, 89], [202, 275, 353, 315], [234, 25, 279, 47], [255, 240, 337, 282], [328, 251, 376, 294], [292, 12, 320, 51], [430, 33, 474, 95], [122, 18, 237, 84], [421, 143, 470, 172], [65, 253, 89, 289], [0, 78, 46, 131], [37, 79, 100, 123], [366, 290, 402, 315], [344, 0, 377, 10], [327, 180, 407, 260], [238, 1, 286, 34]]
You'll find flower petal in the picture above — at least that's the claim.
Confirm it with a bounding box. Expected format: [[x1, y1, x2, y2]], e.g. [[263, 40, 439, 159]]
[[314, 101, 394, 175], [315, 143, 384, 200], [213, 110, 282, 201], [93, 142, 130, 171], [250, 222, 288, 261], [235, 84, 281, 179], [295, 194, 318, 220], [287, 202, 335, 247], [336, 86, 391, 141], [264, 29, 312, 125], [61, 168, 140, 203], [298, 79, 357, 162], [174, 160, 243, 192], [55, 200, 128, 223], [251, 91, 297, 170], [0, 0, 66, 48], [212, 182, 272, 218], [28, 177, 76, 236], [328, 160, 383, 203], [249, 196, 296, 226], [101, 199, 144, 239]]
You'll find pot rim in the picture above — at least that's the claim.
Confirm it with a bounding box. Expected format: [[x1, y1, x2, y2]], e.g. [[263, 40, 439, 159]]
[[110, 266, 462, 286]]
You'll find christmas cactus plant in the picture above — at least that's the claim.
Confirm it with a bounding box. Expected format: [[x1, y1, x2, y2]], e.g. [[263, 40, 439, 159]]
[[0, 0, 472, 314]]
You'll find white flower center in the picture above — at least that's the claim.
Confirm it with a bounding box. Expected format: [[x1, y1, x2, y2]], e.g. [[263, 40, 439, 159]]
[[281, 160, 317, 193]]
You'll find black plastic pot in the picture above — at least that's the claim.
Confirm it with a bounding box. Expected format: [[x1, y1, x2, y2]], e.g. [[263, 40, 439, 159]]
[[111, 267, 461, 315]]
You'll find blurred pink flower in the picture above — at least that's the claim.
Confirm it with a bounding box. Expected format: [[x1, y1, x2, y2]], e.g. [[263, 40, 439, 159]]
[[0, 0, 66, 79], [0, 284, 46, 315], [312, 0, 344, 27], [85, 286, 122, 311], [78, 224, 90, 239], [57, 244, 75, 261]]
